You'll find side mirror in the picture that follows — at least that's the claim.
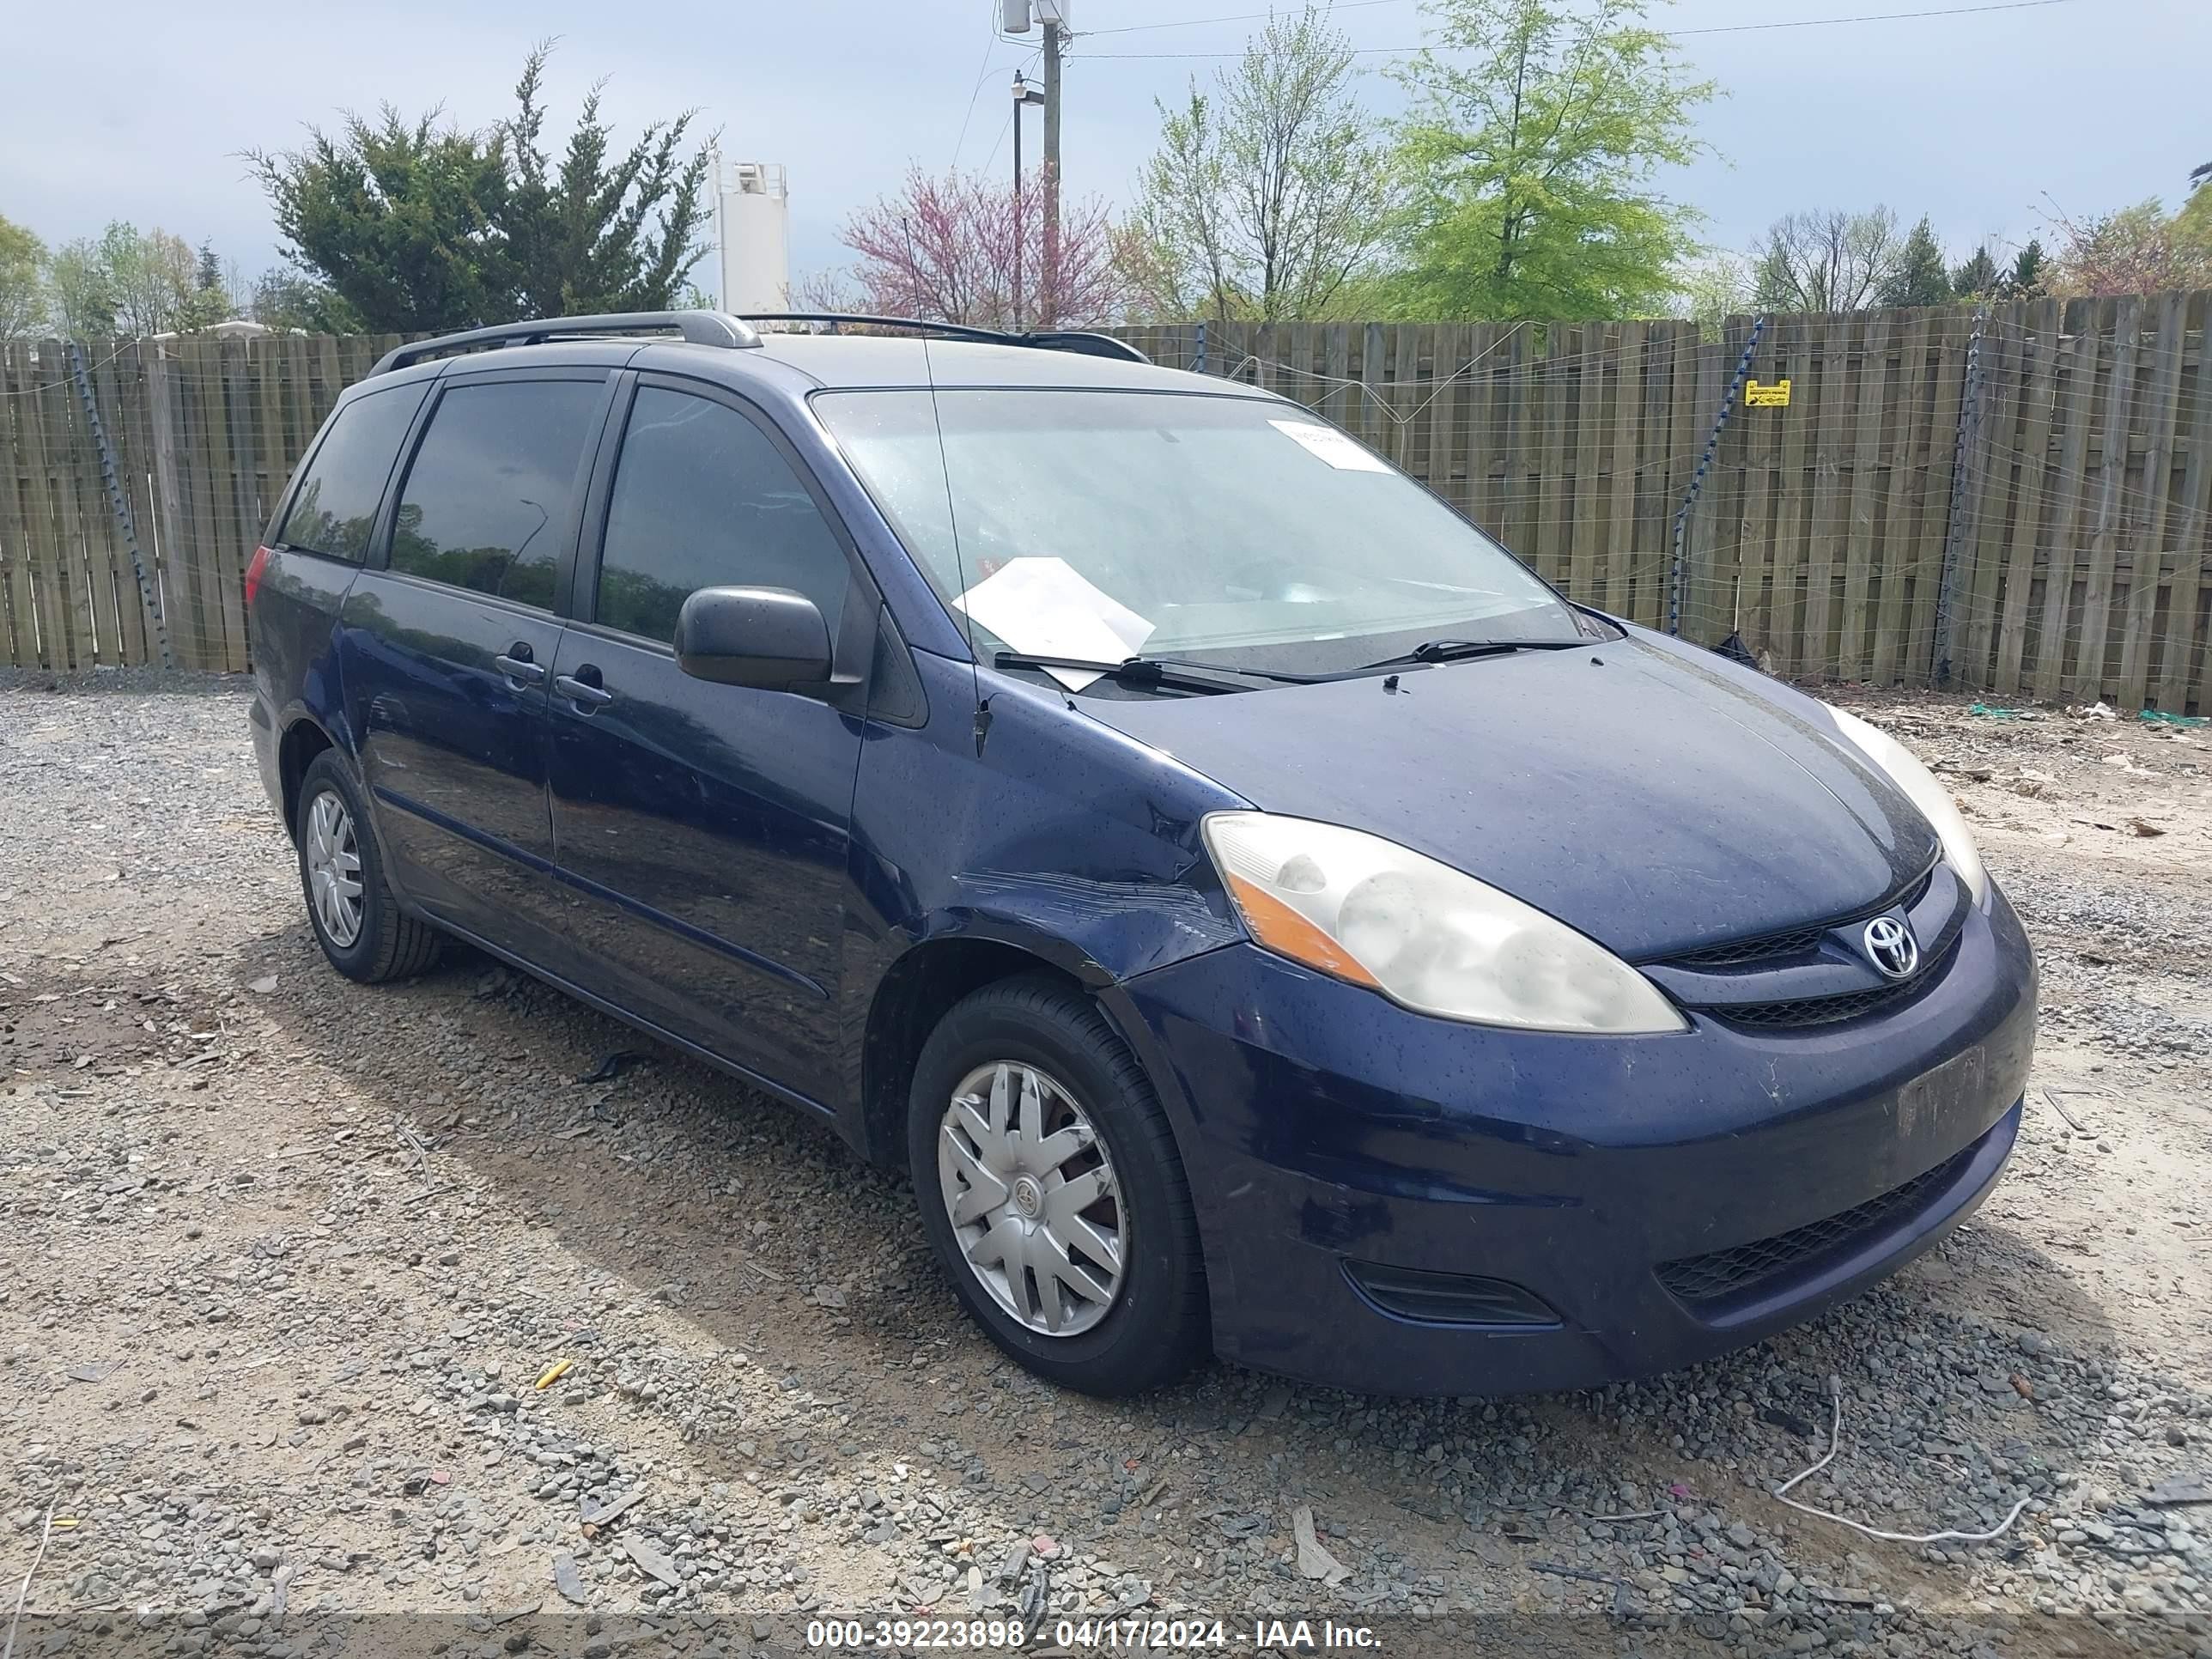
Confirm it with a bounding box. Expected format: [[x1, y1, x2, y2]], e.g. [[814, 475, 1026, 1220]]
[[673, 586, 832, 690]]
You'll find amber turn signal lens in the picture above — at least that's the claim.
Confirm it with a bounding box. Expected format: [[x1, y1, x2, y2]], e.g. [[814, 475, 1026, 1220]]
[[1223, 871, 1381, 988]]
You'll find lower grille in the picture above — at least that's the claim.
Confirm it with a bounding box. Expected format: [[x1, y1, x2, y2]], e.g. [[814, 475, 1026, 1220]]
[[1656, 1141, 1978, 1307]]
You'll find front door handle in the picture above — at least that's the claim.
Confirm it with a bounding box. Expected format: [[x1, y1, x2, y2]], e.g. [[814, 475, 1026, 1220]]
[[494, 653, 546, 685], [554, 672, 613, 710]]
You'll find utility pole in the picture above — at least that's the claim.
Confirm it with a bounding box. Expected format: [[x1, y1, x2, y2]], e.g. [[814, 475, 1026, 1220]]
[[1011, 70, 1044, 331], [1002, 0, 1067, 326], [1042, 10, 1063, 327]]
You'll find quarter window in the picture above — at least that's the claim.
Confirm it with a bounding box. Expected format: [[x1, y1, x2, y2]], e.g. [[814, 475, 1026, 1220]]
[[389, 380, 603, 610], [596, 388, 850, 644], [277, 383, 428, 562]]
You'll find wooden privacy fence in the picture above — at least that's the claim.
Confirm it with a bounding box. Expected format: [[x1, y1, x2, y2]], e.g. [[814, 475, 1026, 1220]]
[[1126, 293, 2212, 714], [4, 295, 2209, 713], [0, 333, 404, 676]]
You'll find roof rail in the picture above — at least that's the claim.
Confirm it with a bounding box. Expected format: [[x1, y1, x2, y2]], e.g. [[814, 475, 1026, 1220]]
[[734, 313, 1150, 365], [369, 311, 763, 376]]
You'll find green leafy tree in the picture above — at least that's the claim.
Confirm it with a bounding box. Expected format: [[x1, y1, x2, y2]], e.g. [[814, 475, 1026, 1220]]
[[2046, 198, 2212, 296], [1749, 208, 1900, 312], [1949, 243, 1999, 298], [2008, 237, 2045, 295], [1390, 0, 1717, 320], [2177, 163, 2212, 257], [501, 46, 714, 317], [1127, 6, 1400, 321], [249, 269, 361, 332], [44, 238, 115, 337], [1674, 252, 1748, 335], [0, 212, 45, 337], [97, 223, 204, 336], [1877, 216, 1951, 307]]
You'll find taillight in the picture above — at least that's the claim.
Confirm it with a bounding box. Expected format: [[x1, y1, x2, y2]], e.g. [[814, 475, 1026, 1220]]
[[244, 545, 270, 609]]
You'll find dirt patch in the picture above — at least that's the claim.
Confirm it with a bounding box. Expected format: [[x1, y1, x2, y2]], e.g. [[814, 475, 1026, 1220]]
[[0, 970, 220, 1076]]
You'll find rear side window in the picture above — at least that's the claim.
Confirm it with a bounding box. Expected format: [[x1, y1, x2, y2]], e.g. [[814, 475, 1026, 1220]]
[[595, 387, 850, 643], [389, 380, 603, 611], [277, 384, 428, 562]]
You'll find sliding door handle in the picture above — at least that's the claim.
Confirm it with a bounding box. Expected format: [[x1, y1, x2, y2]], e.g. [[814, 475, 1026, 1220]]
[[554, 672, 613, 710]]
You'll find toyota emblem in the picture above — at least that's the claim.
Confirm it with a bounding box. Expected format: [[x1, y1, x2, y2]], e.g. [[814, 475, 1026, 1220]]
[[1863, 915, 1920, 980]]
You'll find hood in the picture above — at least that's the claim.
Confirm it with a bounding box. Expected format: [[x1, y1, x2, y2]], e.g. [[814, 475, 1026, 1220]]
[[1080, 635, 1938, 962]]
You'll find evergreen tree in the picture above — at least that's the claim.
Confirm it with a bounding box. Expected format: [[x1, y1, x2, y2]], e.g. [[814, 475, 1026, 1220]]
[[2008, 238, 2045, 295], [249, 45, 710, 332], [1950, 244, 1998, 298], [1877, 216, 1951, 307]]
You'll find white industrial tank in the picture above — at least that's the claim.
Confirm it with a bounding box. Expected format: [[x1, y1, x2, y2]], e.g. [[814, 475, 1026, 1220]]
[[714, 159, 790, 313]]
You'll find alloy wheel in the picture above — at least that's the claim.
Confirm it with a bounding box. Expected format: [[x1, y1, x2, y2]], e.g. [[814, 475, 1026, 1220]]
[[936, 1060, 1126, 1336], [304, 789, 364, 948]]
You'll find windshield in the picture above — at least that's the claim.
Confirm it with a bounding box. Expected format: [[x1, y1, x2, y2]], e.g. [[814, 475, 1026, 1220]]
[[813, 388, 1583, 678]]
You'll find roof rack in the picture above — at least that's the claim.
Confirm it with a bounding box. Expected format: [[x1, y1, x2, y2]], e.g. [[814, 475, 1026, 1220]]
[[734, 313, 1150, 365], [369, 311, 762, 376]]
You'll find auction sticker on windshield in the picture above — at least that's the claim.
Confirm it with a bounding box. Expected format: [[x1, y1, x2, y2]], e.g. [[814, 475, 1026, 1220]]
[[1269, 418, 1393, 472]]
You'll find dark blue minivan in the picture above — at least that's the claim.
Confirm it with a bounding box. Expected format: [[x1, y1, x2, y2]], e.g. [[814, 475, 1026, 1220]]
[[247, 311, 2036, 1397]]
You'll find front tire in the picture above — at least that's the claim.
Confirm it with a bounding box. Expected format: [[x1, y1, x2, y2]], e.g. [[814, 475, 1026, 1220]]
[[908, 976, 1209, 1395], [294, 751, 442, 984]]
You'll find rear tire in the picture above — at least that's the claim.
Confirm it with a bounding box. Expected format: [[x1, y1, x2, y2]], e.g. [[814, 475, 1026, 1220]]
[[908, 975, 1209, 1395], [295, 751, 442, 984]]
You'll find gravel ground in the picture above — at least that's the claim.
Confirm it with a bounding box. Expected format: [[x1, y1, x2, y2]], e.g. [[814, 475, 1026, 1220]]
[[3, 669, 2209, 1659]]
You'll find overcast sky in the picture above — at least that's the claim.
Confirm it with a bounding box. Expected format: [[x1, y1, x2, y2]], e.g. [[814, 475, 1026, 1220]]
[[2, 0, 2203, 302]]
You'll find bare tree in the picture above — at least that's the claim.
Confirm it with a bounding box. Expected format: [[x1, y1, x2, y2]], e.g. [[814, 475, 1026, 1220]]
[[1127, 6, 1399, 321], [1748, 208, 1903, 312], [822, 167, 1141, 330]]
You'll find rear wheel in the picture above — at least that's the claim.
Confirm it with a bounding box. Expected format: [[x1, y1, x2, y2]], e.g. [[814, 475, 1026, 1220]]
[[295, 751, 442, 983], [908, 976, 1208, 1395]]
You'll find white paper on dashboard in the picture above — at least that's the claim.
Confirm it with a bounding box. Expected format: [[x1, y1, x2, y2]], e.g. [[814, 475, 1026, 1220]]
[[953, 556, 1155, 690], [1268, 418, 1392, 473]]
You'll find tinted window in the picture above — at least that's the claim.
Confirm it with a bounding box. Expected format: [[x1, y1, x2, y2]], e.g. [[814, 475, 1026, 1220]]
[[596, 388, 850, 644], [389, 380, 603, 610], [278, 384, 428, 562]]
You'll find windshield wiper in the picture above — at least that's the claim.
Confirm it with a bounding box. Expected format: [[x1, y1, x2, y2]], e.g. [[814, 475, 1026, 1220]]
[[992, 651, 1250, 695], [991, 651, 1339, 692], [1358, 638, 1589, 671]]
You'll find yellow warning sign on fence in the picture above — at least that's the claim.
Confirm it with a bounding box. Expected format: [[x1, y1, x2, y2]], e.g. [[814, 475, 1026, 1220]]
[[1745, 378, 1792, 407]]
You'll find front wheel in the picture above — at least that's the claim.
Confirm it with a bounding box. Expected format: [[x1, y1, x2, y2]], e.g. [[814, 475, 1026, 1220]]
[[294, 751, 442, 984], [908, 976, 1209, 1395]]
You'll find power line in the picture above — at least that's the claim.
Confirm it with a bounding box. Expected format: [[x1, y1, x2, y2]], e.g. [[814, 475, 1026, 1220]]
[[1084, 0, 1407, 37], [1080, 0, 2086, 58], [951, 1, 1010, 168]]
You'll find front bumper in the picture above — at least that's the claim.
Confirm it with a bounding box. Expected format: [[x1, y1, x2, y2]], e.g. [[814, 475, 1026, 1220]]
[[1117, 884, 2037, 1396]]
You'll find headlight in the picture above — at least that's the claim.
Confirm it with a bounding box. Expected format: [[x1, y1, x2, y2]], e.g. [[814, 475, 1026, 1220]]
[[1200, 813, 1686, 1034], [1826, 706, 1989, 906]]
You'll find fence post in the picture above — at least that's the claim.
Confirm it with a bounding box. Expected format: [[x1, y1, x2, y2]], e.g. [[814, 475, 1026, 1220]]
[[1194, 319, 1206, 378], [1668, 315, 1766, 635], [144, 341, 191, 665], [1931, 301, 1991, 687], [69, 342, 172, 671]]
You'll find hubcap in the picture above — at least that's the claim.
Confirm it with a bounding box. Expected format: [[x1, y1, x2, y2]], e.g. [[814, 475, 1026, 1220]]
[[304, 790, 364, 948], [937, 1061, 1126, 1338]]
